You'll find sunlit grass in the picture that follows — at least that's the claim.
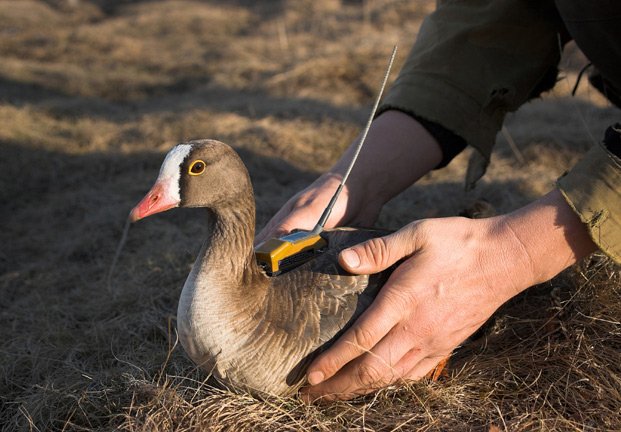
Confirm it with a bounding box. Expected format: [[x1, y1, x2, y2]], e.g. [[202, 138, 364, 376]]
[[1, 1, 619, 431]]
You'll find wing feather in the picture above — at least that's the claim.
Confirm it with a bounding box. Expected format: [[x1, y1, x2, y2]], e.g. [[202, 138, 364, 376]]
[[267, 228, 393, 380]]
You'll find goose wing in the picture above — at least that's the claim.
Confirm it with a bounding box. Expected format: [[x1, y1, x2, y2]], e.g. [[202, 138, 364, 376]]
[[267, 228, 393, 377], [310, 228, 393, 346]]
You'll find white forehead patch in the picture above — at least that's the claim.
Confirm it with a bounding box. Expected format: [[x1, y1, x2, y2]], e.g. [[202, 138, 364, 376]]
[[157, 144, 192, 202]]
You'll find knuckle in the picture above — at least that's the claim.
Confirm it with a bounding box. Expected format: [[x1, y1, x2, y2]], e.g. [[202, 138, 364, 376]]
[[320, 355, 342, 376], [360, 236, 392, 268], [355, 363, 383, 387], [351, 325, 376, 351], [390, 219, 432, 256], [383, 288, 415, 311], [279, 221, 297, 233], [408, 219, 431, 242], [291, 199, 308, 211]]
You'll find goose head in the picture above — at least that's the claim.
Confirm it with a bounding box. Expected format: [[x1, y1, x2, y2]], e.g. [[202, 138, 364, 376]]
[[130, 139, 253, 222]]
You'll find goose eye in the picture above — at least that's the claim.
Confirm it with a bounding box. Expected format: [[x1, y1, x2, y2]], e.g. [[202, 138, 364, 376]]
[[189, 160, 206, 175]]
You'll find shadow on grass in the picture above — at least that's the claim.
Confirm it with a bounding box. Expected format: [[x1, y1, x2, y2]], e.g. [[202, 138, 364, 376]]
[[0, 70, 369, 127], [1, 136, 616, 430], [44, 0, 288, 17], [0, 136, 318, 423]]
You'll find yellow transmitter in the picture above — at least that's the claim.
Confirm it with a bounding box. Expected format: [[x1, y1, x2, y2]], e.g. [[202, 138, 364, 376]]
[[255, 231, 327, 276], [255, 46, 397, 277]]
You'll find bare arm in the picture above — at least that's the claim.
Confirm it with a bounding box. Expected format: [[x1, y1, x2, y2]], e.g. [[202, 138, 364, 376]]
[[255, 110, 442, 243]]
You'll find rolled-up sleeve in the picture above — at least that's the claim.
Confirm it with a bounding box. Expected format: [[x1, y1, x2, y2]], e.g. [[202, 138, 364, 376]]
[[379, 0, 566, 185], [378, 0, 621, 262], [558, 126, 621, 264]]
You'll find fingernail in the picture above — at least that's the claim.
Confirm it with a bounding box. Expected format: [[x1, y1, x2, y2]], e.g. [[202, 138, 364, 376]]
[[341, 249, 360, 269], [307, 371, 325, 386]]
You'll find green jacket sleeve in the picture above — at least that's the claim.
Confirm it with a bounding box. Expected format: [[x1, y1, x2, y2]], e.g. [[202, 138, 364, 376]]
[[558, 127, 621, 264], [378, 0, 621, 264], [378, 0, 565, 187]]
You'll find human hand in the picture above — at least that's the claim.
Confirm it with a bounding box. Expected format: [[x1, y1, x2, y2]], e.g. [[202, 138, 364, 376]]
[[300, 216, 528, 400], [255, 172, 382, 245], [255, 110, 444, 245], [300, 190, 597, 401]]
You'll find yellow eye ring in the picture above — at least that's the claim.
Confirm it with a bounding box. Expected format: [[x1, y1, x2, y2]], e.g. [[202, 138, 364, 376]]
[[189, 160, 206, 175]]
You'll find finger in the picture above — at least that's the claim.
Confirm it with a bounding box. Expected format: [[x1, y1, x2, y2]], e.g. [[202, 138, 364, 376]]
[[303, 355, 449, 402], [255, 214, 307, 245], [400, 353, 452, 381], [301, 355, 413, 402], [255, 215, 292, 244], [255, 226, 288, 245], [425, 355, 450, 381], [302, 324, 424, 401], [301, 360, 390, 402], [306, 249, 424, 386], [339, 222, 424, 275], [305, 298, 401, 387]]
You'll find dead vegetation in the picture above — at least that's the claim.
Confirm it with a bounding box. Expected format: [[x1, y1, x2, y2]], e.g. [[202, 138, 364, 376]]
[[0, 1, 619, 430]]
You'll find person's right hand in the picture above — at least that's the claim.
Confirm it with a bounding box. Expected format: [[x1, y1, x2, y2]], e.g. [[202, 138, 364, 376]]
[[255, 172, 383, 245]]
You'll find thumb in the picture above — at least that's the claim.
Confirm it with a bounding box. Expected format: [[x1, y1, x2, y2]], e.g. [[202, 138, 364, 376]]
[[339, 224, 423, 274]]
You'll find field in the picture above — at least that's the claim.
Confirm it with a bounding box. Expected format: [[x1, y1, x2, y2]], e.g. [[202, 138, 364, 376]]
[[1, 1, 620, 430]]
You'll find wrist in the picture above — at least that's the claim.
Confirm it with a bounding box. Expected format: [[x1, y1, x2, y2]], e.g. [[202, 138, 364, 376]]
[[496, 189, 597, 290], [314, 172, 383, 227]]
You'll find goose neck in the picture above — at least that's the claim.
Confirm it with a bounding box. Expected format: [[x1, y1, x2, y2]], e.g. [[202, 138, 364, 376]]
[[202, 202, 264, 287]]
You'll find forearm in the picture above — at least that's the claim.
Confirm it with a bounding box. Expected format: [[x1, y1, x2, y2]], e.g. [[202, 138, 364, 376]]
[[329, 110, 443, 212]]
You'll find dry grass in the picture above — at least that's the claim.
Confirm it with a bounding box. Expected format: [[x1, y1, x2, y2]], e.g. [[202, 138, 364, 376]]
[[1, 1, 620, 430]]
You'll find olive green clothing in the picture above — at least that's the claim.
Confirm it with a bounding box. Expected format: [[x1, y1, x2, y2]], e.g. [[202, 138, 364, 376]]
[[558, 128, 621, 261], [378, 0, 621, 264]]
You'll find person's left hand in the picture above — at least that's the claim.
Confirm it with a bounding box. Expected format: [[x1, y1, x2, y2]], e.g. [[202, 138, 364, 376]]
[[300, 214, 540, 401]]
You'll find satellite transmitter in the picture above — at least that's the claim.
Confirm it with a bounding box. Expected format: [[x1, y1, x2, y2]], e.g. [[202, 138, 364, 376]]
[[255, 46, 397, 276]]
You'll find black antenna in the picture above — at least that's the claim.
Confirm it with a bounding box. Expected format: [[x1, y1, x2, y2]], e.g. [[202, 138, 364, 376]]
[[311, 45, 397, 235]]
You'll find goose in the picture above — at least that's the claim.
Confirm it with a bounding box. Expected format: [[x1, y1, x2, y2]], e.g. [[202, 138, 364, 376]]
[[130, 139, 442, 397]]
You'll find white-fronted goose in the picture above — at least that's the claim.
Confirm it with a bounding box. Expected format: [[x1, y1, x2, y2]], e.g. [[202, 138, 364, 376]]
[[130, 139, 418, 396]]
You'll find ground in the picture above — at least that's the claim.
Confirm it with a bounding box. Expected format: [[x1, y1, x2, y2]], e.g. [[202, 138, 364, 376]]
[[1, 1, 620, 431]]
